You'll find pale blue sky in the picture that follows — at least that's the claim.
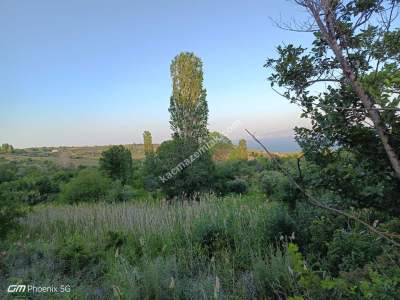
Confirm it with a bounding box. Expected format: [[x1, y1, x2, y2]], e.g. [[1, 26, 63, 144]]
[[0, 0, 311, 150]]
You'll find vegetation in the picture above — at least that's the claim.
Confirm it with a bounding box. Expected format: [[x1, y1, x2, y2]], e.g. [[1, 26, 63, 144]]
[[169, 52, 209, 143], [99, 145, 133, 184], [59, 168, 112, 204], [149, 52, 215, 200], [265, 0, 400, 213], [0, 143, 14, 154], [2, 2, 400, 298], [143, 131, 154, 157]]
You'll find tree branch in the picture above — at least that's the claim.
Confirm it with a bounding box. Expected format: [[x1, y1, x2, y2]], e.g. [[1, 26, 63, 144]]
[[245, 129, 400, 247]]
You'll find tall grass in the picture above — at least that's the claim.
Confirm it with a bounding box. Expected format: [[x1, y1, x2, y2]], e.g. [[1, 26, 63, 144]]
[[3, 195, 308, 299], [22, 195, 269, 240]]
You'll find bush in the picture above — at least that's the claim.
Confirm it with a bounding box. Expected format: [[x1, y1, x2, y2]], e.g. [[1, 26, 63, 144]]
[[59, 169, 111, 203], [261, 204, 296, 244], [326, 230, 382, 275], [226, 178, 248, 194], [55, 235, 105, 277], [261, 170, 299, 210], [0, 183, 26, 238], [213, 160, 252, 195], [0, 161, 18, 183], [104, 180, 136, 202], [261, 170, 292, 198], [18, 175, 59, 205], [193, 222, 234, 258], [104, 230, 128, 251]]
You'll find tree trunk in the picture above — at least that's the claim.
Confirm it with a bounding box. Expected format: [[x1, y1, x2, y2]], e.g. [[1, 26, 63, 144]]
[[306, 0, 400, 180]]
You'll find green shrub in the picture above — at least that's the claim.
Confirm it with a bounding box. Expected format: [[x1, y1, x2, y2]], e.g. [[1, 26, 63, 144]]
[[18, 175, 59, 205], [0, 161, 18, 183], [104, 180, 136, 202], [213, 160, 252, 195], [358, 268, 400, 300], [104, 230, 128, 251], [326, 230, 382, 275], [226, 178, 248, 194], [0, 183, 26, 238], [261, 170, 285, 196], [55, 235, 105, 277], [193, 222, 234, 258], [262, 204, 296, 244], [59, 169, 111, 203]]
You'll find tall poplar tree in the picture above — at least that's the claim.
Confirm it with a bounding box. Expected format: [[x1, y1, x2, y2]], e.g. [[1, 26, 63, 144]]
[[143, 131, 154, 157], [169, 52, 209, 144], [238, 139, 248, 161], [154, 52, 214, 199]]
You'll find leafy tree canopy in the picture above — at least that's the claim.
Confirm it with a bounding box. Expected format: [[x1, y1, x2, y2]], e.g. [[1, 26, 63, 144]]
[[99, 145, 133, 184]]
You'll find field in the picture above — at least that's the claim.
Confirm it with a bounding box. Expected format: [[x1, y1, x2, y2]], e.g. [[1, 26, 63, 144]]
[[0, 145, 158, 167], [3, 195, 304, 299]]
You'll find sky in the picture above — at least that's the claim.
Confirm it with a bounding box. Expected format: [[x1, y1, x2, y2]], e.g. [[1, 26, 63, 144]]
[[0, 0, 313, 151]]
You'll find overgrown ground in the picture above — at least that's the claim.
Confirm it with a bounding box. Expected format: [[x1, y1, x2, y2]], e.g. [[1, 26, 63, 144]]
[[1, 149, 400, 299], [1, 194, 399, 299]]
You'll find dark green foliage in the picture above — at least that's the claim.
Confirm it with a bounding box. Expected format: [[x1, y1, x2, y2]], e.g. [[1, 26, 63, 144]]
[[0, 183, 26, 238], [326, 230, 383, 275], [143, 153, 160, 192], [158, 52, 215, 199], [261, 170, 289, 197], [154, 139, 215, 199], [193, 222, 234, 258], [262, 204, 296, 244], [103, 180, 136, 202], [226, 178, 248, 194], [265, 0, 400, 213], [55, 235, 105, 277], [261, 169, 299, 210], [104, 230, 128, 251], [59, 169, 111, 203], [99, 145, 133, 184], [214, 160, 253, 195], [0, 161, 18, 183], [17, 175, 59, 205]]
